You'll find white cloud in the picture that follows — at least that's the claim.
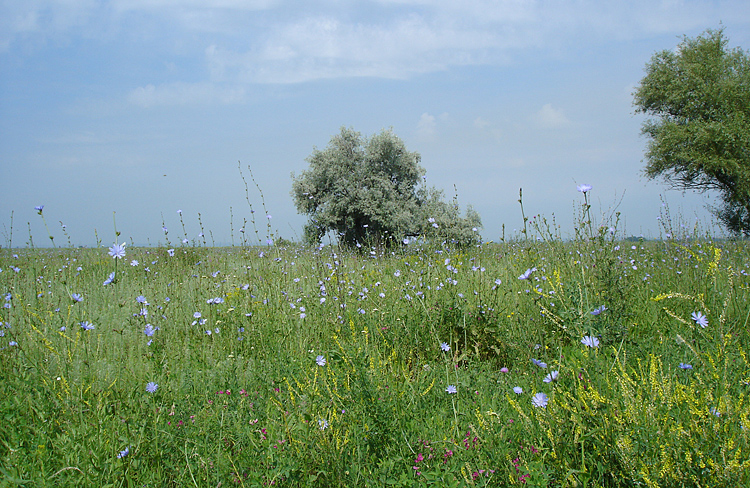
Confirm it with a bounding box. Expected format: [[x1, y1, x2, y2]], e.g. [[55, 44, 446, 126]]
[[128, 82, 246, 107], [205, 14, 502, 83], [416, 113, 436, 138], [4, 0, 748, 75], [533, 104, 570, 129], [415, 112, 451, 139], [473, 117, 490, 129], [196, 1, 749, 84], [0, 0, 101, 50], [111, 0, 276, 11]]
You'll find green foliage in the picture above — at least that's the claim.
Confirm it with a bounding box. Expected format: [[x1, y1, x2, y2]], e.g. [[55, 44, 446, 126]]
[[291, 127, 482, 248], [633, 28, 750, 235]]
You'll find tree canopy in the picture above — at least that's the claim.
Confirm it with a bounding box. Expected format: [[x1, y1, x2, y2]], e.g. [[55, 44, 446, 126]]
[[291, 127, 481, 248], [633, 28, 750, 235]]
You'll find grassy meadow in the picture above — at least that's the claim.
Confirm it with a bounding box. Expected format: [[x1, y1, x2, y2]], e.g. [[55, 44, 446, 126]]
[[1, 211, 750, 487]]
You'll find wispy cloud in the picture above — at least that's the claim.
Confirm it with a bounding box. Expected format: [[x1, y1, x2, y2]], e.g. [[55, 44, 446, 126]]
[[0, 0, 102, 50], [112, 0, 276, 9], [205, 14, 502, 83], [416, 112, 450, 140], [6, 0, 742, 75], [128, 82, 246, 107], [533, 104, 570, 129], [416, 113, 437, 138]]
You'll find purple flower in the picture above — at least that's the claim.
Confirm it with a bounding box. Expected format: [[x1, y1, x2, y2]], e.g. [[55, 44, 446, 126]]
[[577, 184, 592, 193], [440, 342, 450, 352], [80, 321, 95, 331], [531, 358, 547, 369], [167, 249, 175, 256], [108, 242, 126, 259], [679, 363, 693, 370], [691, 311, 708, 328], [103, 271, 115, 286], [518, 267, 536, 280], [581, 336, 600, 348], [144, 324, 156, 337], [136, 295, 148, 304], [146, 382, 158, 393], [543, 371, 559, 383], [590, 305, 607, 316], [71, 293, 83, 303], [445, 385, 457, 394], [316, 355, 326, 366], [513, 386, 523, 394], [117, 447, 129, 459], [531, 392, 549, 408], [35, 205, 44, 214]]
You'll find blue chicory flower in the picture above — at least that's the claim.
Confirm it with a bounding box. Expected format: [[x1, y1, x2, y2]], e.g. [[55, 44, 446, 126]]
[[581, 336, 600, 348], [691, 311, 708, 328], [531, 392, 549, 408]]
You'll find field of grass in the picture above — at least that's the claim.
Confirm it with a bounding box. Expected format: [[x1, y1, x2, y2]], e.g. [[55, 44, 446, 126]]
[[1, 218, 749, 486]]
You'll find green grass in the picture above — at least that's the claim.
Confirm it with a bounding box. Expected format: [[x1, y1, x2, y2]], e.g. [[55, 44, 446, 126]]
[[1, 232, 749, 487]]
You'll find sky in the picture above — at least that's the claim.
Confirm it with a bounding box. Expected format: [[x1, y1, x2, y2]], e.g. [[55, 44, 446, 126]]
[[2, 0, 749, 248]]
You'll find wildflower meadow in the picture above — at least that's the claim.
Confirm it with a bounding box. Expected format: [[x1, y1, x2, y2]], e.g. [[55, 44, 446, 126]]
[[1, 196, 749, 487]]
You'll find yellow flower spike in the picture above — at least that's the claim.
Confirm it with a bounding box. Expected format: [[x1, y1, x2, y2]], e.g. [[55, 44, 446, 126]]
[[420, 378, 435, 396], [507, 396, 530, 423], [29, 323, 59, 356], [707, 246, 721, 277], [474, 409, 486, 428], [651, 291, 690, 302]]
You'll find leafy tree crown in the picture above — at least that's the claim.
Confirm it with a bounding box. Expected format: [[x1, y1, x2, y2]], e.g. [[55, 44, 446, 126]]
[[291, 127, 481, 247], [633, 28, 750, 235]]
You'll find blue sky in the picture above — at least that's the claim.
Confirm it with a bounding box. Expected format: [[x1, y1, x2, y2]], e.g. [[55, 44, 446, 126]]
[[2, 1, 749, 247]]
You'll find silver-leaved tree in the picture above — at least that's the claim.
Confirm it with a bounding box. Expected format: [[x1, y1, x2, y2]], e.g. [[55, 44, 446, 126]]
[[291, 127, 482, 248]]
